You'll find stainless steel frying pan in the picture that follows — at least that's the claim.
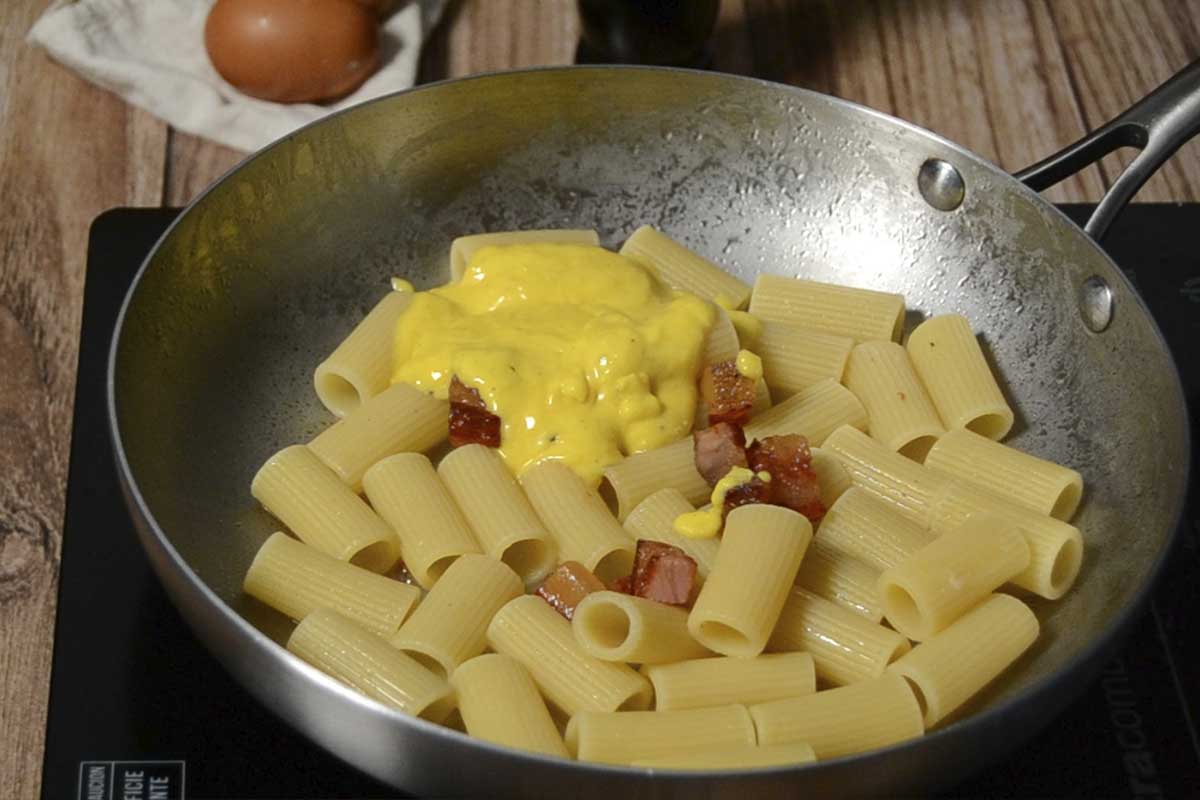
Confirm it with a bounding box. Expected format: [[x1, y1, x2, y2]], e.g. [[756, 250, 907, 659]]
[[108, 64, 1196, 797]]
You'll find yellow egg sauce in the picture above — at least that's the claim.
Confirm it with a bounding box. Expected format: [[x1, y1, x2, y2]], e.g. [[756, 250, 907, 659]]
[[673, 467, 772, 539], [735, 349, 763, 380], [715, 293, 762, 348], [391, 243, 716, 484]]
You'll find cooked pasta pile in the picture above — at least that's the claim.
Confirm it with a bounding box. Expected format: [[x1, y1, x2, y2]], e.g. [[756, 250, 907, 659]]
[[244, 225, 1085, 770]]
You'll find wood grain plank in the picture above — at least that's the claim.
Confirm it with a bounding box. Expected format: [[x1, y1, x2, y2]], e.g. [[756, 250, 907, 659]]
[[1049, 0, 1200, 202], [0, 2, 167, 797], [446, 0, 577, 77]]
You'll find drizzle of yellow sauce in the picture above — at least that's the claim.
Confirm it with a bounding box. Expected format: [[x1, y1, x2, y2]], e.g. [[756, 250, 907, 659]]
[[735, 349, 763, 380], [390, 277, 415, 293], [673, 467, 772, 539], [391, 243, 715, 485]]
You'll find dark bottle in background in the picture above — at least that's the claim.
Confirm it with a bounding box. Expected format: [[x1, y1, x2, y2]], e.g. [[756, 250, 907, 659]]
[[576, 0, 721, 68]]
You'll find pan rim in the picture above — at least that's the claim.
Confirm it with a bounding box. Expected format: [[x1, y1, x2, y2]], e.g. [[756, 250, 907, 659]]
[[105, 64, 1193, 788]]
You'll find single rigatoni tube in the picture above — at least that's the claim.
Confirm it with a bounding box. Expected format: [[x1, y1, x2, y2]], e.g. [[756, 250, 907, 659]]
[[688, 505, 811, 658], [622, 489, 720, 579], [601, 438, 709, 521], [752, 377, 772, 416], [437, 444, 557, 587], [906, 314, 1013, 440], [817, 487, 935, 571], [633, 742, 817, 770], [877, 514, 1030, 641], [744, 378, 868, 445], [362, 453, 481, 589], [314, 291, 412, 418], [309, 382, 448, 492], [749, 274, 905, 343], [889, 593, 1038, 728], [449, 229, 599, 280], [566, 705, 756, 765], [287, 609, 454, 722], [251, 445, 400, 573], [796, 537, 884, 623], [930, 482, 1083, 600], [573, 592, 712, 665], [390, 554, 523, 677], [521, 462, 635, 583], [809, 447, 853, 508], [924, 429, 1084, 521], [644, 653, 816, 711], [768, 587, 910, 687], [620, 225, 751, 308], [451, 654, 568, 757], [704, 307, 741, 365], [750, 673, 923, 757], [486, 595, 652, 716], [844, 341, 945, 461], [244, 532, 419, 637], [757, 320, 854, 398], [822, 425, 949, 527]]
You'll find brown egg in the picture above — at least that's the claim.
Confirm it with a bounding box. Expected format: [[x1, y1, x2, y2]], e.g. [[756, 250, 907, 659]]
[[205, 0, 380, 104]]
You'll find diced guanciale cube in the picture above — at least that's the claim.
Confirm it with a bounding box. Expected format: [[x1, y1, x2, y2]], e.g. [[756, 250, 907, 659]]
[[747, 434, 825, 522], [535, 561, 606, 620], [448, 375, 501, 448], [721, 474, 772, 515], [627, 539, 697, 607], [693, 422, 749, 487], [699, 360, 756, 426]]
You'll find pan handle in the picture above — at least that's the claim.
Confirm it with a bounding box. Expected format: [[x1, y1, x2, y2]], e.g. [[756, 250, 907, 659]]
[[1015, 59, 1200, 240]]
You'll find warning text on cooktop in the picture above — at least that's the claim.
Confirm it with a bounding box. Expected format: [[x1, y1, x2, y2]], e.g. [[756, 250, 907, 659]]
[[78, 761, 185, 800]]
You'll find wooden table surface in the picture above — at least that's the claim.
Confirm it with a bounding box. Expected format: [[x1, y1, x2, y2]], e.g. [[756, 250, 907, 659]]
[[2, 0, 1199, 796]]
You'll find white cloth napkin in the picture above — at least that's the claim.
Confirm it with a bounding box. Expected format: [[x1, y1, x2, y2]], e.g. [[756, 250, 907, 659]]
[[28, 0, 444, 153]]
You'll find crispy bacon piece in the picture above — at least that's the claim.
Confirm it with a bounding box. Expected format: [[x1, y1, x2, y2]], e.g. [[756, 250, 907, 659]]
[[721, 474, 772, 516], [448, 375, 501, 448], [610, 575, 633, 594], [699, 360, 756, 427], [535, 561, 606, 620], [747, 434, 825, 522], [693, 422, 749, 487], [629, 540, 697, 607]]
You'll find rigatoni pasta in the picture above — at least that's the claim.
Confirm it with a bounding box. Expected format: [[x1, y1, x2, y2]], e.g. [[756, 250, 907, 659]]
[[361, 453, 482, 589], [749, 672, 924, 757], [566, 705, 756, 765], [795, 537, 884, 623], [749, 274, 905, 343], [391, 554, 523, 677], [703, 307, 741, 365], [644, 653, 816, 711], [314, 290, 412, 418], [486, 595, 652, 716], [437, 444, 557, 587], [809, 447, 853, 508], [308, 382, 448, 491], [889, 593, 1039, 728], [287, 608, 455, 723], [622, 489, 720, 579], [620, 225, 752, 308], [822, 425, 949, 527], [768, 587, 910, 687], [449, 229, 600, 280], [451, 654, 569, 757], [601, 437, 709, 521], [521, 462, 634, 583], [744, 378, 868, 445], [244, 532, 419, 637], [632, 742, 817, 770], [573, 591, 711, 665], [924, 428, 1084, 520], [906, 314, 1014, 440], [816, 487, 934, 572], [843, 341, 944, 461], [251, 444, 399, 572], [756, 320, 854, 398], [877, 514, 1030, 641], [688, 505, 811, 657]]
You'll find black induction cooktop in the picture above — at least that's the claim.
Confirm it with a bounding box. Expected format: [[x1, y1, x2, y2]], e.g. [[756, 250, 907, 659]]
[[41, 206, 1200, 799]]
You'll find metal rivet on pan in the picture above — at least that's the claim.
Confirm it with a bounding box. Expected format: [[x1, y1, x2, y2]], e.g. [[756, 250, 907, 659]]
[[1079, 275, 1114, 333], [917, 158, 965, 211]]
